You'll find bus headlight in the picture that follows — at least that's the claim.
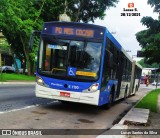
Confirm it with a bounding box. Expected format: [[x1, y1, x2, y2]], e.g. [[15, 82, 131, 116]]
[[37, 77, 44, 85], [82, 83, 99, 93], [36, 76, 49, 87], [89, 83, 99, 92]]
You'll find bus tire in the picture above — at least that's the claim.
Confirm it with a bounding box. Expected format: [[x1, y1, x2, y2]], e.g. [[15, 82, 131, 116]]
[[106, 93, 113, 109], [104, 86, 114, 109]]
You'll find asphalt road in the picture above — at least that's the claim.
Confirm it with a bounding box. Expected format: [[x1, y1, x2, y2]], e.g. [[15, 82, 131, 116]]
[[0, 84, 153, 137], [0, 85, 54, 112]]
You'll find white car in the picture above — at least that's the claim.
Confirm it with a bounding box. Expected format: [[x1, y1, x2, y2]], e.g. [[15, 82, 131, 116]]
[[151, 81, 160, 86], [0, 66, 15, 73], [151, 82, 156, 86]]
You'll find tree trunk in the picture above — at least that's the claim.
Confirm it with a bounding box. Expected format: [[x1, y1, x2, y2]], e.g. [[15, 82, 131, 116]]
[[27, 59, 31, 75], [10, 46, 19, 73], [20, 34, 32, 75], [75, 0, 83, 22]]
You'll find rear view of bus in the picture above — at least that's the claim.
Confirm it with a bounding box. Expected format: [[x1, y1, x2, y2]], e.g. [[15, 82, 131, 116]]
[[36, 22, 106, 106]]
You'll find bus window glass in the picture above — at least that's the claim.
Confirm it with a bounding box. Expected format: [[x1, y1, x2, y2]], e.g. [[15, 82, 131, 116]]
[[85, 42, 101, 73], [38, 37, 102, 81], [39, 38, 69, 76], [69, 41, 84, 67], [68, 41, 102, 79], [45, 45, 51, 71]]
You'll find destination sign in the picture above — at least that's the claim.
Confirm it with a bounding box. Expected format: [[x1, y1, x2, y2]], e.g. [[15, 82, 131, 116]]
[[53, 27, 94, 37]]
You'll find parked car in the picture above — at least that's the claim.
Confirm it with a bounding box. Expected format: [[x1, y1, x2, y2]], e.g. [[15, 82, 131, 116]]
[[0, 66, 15, 73], [17, 68, 28, 74], [151, 81, 160, 86]]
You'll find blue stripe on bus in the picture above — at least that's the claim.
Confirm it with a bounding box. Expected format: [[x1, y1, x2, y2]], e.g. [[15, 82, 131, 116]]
[[38, 75, 101, 92]]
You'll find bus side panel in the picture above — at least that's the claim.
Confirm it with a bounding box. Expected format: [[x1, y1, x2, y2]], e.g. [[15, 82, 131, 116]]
[[119, 81, 130, 98], [132, 79, 139, 94], [98, 90, 110, 106], [98, 80, 117, 106]]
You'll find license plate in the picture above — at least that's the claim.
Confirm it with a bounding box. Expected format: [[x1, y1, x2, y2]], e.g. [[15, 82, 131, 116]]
[[60, 92, 70, 97]]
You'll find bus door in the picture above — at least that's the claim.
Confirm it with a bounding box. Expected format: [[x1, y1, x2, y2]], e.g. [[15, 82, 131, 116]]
[[101, 49, 113, 91]]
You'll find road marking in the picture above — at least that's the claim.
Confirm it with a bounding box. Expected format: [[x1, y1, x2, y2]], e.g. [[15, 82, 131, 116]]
[[0, 101, 58, 115]]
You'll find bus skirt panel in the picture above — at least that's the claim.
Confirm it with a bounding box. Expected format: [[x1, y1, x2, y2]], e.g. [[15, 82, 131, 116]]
[[35, 84, 100, 106]]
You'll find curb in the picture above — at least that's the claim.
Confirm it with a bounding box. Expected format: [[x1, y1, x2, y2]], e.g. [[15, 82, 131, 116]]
[[118, 90, 150, 125]]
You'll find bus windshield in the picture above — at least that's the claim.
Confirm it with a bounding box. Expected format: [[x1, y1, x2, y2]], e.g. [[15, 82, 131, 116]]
[[38, 37, 102, 81]]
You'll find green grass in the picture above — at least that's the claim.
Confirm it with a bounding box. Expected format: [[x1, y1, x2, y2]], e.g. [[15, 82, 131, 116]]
[[0, 73, 35, 82], [135, 89, 160, 112]]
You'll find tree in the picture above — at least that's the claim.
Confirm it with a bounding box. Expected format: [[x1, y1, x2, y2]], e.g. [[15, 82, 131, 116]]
[[147, 0, 160, 14], [0, 0, 43, 75], [136, 0, 160, 64], [0, 0, 118, 75], [33, 0, 118, 23], [0, 37, 10, 54], [138, 58, 159, 68]]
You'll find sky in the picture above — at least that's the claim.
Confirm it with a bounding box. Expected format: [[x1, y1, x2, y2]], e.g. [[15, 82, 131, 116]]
[[93, 0, 158, 58]]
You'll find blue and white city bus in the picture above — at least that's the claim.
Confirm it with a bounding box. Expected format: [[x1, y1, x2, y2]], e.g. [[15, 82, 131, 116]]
[[31, 22, 142, 108]]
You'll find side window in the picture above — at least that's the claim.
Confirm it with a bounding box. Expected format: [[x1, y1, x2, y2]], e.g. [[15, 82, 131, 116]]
[[101, 38, 120, 91], [101, 50, 112, 91], [122, 58, 132, 81], [107, 38, 119, 80], [101, 51, 109, 91], [122, 58, 127, 81]]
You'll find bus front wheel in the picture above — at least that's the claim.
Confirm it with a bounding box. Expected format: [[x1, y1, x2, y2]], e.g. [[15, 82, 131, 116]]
[[105, 93, 113, 109]]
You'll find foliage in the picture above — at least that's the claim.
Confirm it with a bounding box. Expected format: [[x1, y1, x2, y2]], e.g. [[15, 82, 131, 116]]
[[0, 38, 10, 53], [135, 89, 160, 112], [136, 0, 160, 64], [33, 0, 118, 23], [148, 0, 160, 13], [138, 58, 160, 68], [0, 0, 118, 75], [0, 0, 43, 75], [0, 73, 35, 82]]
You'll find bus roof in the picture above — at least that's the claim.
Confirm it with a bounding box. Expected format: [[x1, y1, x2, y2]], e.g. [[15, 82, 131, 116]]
[[106, 28, 133, 62], [42, 21, 106, 39], [43, 21, 106, 30]]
